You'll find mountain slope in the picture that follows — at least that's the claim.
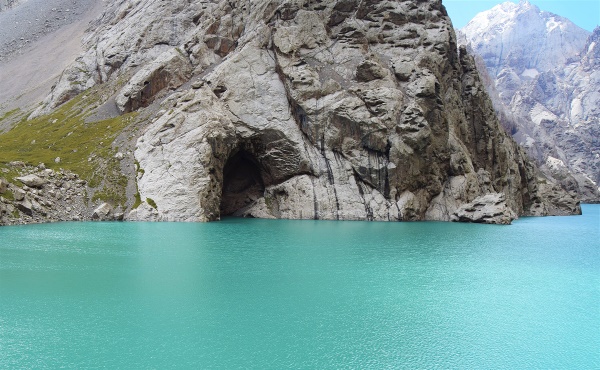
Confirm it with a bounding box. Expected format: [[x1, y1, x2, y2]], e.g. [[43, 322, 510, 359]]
[[0, 0, 102, 120], [459, 1, 600, 202]]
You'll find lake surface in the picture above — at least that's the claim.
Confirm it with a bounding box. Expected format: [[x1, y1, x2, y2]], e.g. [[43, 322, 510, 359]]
[[0, 205, 598, 369]]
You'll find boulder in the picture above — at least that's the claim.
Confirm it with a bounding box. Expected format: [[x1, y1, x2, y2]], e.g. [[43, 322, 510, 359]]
[[13, 188, 26, 201], [16, 174, 47, 188], [0, 178, 8, 193], [451, 193, 517, 225], [16, 198, 33, 216], [92, 203, 113, 221]]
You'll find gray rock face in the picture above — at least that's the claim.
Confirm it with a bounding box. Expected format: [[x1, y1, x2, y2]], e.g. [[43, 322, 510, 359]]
[[459, 2, 600, 202], [511, 28, 600, 198], [451, 193, 517, 225], [115, 48, 193, 113], [31, 0, 580, 224]]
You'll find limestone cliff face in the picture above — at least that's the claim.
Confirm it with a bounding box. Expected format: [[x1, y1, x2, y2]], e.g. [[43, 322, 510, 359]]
[[38, 0, 580, 223]]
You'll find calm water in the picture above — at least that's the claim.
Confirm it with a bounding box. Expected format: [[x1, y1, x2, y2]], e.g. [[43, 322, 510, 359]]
[[0, 205, 598, 369]]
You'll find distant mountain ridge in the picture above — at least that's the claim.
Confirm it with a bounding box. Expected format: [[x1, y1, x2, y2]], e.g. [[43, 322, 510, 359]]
[[459, 0, 600, 202]]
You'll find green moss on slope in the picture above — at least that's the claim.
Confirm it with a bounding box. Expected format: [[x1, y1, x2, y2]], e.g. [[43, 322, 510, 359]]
[[146, 197, 157, 210], [0, 90, 138, 207]]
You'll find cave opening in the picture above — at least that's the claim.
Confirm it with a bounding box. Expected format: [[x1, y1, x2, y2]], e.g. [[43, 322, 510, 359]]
[[220, 150, 265, 217]]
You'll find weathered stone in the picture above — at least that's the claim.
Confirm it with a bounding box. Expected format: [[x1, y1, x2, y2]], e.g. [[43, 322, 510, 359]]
[[16, 198, 33, 216], [13, 188, 25, 201], [92, 202, 113, 220], [30, 199, 45, 215], [0, 178, 8, 193], [115, 48, 193, 113], [8, 161, 25, 168], [16, 174, 47, 188], [392, 58, 414, 81], [128, 202, 160, 222], [356, 59, 387, 82], [451, 193, 517, 225]]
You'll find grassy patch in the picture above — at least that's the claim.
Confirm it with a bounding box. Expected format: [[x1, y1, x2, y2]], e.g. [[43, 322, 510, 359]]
[[0, 167, 21, 184], [132, 191, 142, 210], [1, 189, 14, 201], [0, 91, 136, 178], [134, 159, 145, 175], [0, 108, 21, 122], [146, 197, 157, 210], [92, 184, 126, 205], [0, 90, 138, 207]]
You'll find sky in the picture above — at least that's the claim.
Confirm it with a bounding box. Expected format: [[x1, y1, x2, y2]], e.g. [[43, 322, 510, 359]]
[[443, 0, 600, 32]]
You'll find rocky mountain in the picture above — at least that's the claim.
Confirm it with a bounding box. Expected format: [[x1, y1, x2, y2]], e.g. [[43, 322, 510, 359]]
[[0, 0, 581, 225], [459, 1, 600, 202]]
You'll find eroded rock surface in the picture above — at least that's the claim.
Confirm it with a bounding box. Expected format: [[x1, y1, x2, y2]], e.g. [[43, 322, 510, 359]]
[[451, 193, 517, 225]]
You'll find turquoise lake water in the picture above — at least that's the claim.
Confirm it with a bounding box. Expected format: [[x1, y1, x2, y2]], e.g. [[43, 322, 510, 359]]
[[0, 205, 598, 368]]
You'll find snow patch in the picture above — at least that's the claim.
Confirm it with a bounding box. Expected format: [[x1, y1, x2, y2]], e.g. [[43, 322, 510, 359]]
[[530, 103, 558, 125], [521, 68, 539, 79], [545, 156, 567, 172], [546, 18, 559, 33], [570, 98, 583, 124], [523, 135, 536, 148]]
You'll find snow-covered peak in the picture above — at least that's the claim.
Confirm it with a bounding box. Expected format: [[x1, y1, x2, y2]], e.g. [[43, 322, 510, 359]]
[[462, 1, 537, 37], [460, 1, 590, 77]]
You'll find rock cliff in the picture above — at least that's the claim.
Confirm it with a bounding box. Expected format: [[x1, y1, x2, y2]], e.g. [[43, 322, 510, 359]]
[[459, 1, 600, 202], [8, 0, 582, 224]]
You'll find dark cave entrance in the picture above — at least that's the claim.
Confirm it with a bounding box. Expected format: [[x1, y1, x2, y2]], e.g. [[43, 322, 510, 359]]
[[220, 150, 265, 217]]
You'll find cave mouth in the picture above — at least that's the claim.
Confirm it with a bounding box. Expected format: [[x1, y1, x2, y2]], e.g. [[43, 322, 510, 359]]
[[220, 150, 265, 217]]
